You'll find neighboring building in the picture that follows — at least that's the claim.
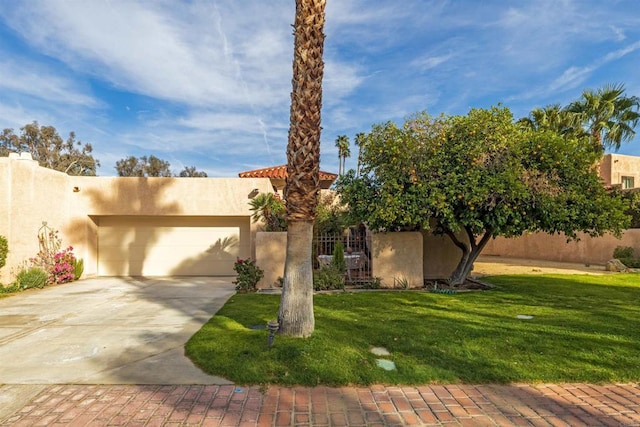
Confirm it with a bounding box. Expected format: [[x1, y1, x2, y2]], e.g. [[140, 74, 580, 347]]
[[599, 153, 640, 189]]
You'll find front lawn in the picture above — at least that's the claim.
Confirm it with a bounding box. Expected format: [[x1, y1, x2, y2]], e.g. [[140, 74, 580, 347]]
[[186, 274, 640, 386]]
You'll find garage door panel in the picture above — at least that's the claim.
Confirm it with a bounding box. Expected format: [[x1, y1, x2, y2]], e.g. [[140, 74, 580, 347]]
[[97, 216, 249, 276]]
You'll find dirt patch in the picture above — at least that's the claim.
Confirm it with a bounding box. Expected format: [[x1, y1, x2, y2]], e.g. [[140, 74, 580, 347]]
[[471, 255, 611, 276]]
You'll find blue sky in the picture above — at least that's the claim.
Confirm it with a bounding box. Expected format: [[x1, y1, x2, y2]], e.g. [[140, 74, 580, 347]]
[[1, 0, 639, 177]]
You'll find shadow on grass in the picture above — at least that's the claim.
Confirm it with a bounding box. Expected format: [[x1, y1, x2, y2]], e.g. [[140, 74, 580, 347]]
[[186, 274, 640, 386]]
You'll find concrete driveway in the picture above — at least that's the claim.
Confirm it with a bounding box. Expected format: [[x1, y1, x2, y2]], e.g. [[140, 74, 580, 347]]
[[0, 276, 236, 385]]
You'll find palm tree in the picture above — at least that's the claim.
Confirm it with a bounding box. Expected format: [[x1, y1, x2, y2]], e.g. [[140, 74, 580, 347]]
[[566, 84, 640, 152], [334, 135, 350, 175], [518, 105, 570, 132], [249, 193, 286, 231], [354, 132, 366, 177], [341, 140, 351, 176], [278, 0, 326, 337]]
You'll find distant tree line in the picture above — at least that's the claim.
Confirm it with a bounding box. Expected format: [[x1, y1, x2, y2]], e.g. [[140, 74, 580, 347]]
[[114, 155, 208, 177], [0, 122, 207, 177], [0, 121, 99, 176]]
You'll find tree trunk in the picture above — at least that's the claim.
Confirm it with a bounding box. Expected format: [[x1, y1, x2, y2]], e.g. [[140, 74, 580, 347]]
[[278, 220, 315, 337], [446, 227, 493, 286], [279, 0, 325, 338]]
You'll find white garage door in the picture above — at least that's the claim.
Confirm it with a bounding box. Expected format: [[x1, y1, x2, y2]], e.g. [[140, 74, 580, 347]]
[[96, 216, 250, 276]]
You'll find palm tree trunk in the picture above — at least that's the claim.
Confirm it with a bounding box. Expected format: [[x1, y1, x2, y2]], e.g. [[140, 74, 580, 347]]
[[279, 220, 315, 336], [278, 0, 326, 338]]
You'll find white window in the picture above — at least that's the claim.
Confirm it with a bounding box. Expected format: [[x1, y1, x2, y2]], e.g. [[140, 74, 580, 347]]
[[622, 176, 635, 189]]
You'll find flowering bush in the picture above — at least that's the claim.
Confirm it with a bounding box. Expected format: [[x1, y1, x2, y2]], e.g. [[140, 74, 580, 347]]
[[51, 246, 76, 284], [233, 258, 264, 293], [30, 225, 77, 285]]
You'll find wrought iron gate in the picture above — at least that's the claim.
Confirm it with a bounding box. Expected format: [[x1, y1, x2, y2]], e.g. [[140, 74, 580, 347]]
[[313, 225, 372, 285]]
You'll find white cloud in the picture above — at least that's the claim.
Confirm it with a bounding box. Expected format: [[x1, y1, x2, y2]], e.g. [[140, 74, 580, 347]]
[[0, 59, 98, 107], [412, 53, 454, 71], [1, 0, 293, 108]]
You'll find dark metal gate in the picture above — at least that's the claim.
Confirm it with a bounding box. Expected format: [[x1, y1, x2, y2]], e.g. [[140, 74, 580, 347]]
[[313, 225, 372, 285]]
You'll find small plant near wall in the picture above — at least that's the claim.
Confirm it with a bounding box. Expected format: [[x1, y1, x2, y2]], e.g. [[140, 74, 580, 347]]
[[331, 241, 346, 274], [16, 267, 48, 290], [313, 265, 345, 291], [233, 258, 264, 293], [0, 235, 8, 270], [72, 258, 84, 280]]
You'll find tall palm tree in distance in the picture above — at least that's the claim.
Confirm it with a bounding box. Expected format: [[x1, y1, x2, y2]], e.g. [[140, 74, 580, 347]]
[[279, 0, 326, 337], [354, 132, 366, 177], [566, 84, 640, 152], [334, 135, 350, 176]]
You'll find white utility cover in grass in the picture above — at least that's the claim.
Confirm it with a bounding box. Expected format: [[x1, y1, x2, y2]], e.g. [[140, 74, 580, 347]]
[[516, 315, 535, 319], [371, 347, 391, 356], [376, 359, 396, 371]]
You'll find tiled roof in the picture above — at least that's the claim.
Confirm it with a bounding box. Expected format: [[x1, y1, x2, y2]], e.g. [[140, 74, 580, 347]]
[[238, 165, 338, 181]]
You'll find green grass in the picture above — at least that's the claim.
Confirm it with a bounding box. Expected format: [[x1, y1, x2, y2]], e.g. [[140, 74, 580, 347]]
[[186, 274, 640, 386]]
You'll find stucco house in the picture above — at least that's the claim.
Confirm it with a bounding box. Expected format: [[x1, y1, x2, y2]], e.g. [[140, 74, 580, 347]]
[[4, 151, 640, 286], [0, 154, 278, 284]]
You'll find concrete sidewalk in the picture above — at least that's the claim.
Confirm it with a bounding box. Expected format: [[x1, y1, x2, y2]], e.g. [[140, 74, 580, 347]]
[[1, 382, 638, 426]]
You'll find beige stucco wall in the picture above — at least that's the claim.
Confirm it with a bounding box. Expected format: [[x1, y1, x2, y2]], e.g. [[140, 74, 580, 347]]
[[0, 157, 273, 284], [372, 232, 423, 288], [255, 231, 287, 288], [421, 228, 470, 279], [483, 230, 640, 265], [0, 156, 73, 284], [255, 231, 425, 289]]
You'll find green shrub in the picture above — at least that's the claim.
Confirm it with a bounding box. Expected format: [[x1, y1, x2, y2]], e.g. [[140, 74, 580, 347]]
[[0, 235, 8, 270], [0, 283, 20, 294], [313, 264, 345, 291], [72, 258, 84, 280], [351, 277, 382, 289], [618, 257, 640, 268], [332, 241, 346, 273], [16, 267, 49, 290], [233, 258, 264, 293], [613, 246, 634, 259]]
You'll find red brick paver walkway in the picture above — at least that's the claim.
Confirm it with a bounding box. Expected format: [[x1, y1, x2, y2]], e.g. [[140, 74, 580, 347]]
[[1, 383, 638, 426]]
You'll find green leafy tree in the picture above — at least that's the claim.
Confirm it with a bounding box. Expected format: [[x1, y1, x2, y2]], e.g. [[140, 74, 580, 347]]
[[0, 121, 99, 175], [337, 107, 629, 286], [566, 83, 640, 152], [315, 192, 348, 235], [115, 155, 172, 177]]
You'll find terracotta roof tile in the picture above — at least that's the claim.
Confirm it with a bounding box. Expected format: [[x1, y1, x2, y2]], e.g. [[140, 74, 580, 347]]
[[238, 165, 338, 181]]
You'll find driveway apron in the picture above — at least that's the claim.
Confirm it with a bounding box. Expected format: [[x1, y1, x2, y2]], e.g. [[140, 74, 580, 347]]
[[0, 277, 235, 385]]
